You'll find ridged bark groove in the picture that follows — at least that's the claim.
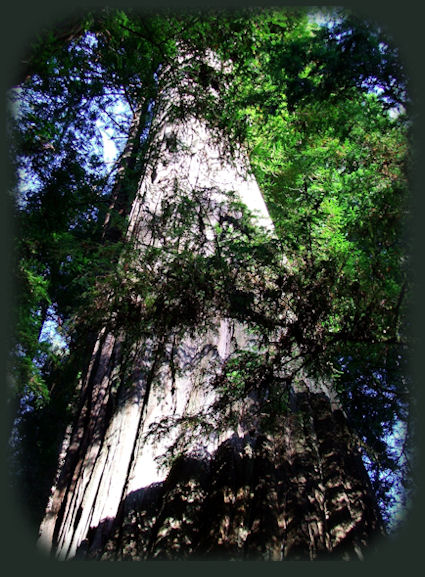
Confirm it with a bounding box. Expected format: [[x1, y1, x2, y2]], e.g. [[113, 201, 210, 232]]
[[78, 383, 381, 561]]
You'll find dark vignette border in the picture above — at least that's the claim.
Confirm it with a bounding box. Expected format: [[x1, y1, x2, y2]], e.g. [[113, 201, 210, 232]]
[[1, 1, 423, 576]]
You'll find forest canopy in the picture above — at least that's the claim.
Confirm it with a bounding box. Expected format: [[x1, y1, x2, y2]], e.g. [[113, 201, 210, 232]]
[[7, 6, 413, 537]]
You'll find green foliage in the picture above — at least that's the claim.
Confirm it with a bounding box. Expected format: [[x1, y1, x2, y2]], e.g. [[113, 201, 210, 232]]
[[223, 350, 266, 397], [238, 56, 409, 350]]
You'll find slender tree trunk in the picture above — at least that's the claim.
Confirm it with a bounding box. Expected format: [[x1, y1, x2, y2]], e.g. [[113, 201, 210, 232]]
[[38, 53, 383, 561]]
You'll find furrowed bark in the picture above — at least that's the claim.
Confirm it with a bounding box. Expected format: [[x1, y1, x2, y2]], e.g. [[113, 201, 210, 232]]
[[38, 51, 383, 561]]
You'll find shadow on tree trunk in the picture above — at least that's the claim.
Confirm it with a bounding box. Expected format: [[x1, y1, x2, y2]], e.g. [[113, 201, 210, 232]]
[[74, 389, 383, 561]]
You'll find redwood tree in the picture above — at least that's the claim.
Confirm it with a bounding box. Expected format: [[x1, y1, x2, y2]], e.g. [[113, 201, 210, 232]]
[[8, 8, 411, 561]]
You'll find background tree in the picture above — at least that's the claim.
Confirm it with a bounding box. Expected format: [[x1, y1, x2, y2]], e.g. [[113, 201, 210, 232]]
[[7, 7, 412, 560]]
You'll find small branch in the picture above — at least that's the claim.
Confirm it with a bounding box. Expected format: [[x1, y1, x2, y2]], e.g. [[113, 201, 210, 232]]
[[393, 279, 408, 327]]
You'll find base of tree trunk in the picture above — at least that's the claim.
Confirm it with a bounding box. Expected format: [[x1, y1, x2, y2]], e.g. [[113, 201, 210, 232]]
[[71, 384, 382, 561]]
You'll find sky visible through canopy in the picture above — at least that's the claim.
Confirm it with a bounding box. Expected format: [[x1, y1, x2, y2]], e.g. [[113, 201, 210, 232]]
[[38, 95, 130, 350], [32, 81, 409, 531], [9, 10, 412, 537]]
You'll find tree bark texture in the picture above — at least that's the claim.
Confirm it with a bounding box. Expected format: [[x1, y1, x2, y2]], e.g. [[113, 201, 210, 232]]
[[38, 53, 383, 561]]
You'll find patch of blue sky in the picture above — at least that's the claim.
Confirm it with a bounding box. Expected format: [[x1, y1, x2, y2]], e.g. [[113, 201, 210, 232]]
[[39, 305, 69, 354], [97, 121, 119, 166], [16, 162, 43, 209], [94, 92, 132, 171], [361, 417, 411, 531], [382, 420, 412, 530], [309, 7, 343, 30]]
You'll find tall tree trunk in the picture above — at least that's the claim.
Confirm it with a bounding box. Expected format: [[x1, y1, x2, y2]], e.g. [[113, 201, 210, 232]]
[[38, 52, 383, 561]]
